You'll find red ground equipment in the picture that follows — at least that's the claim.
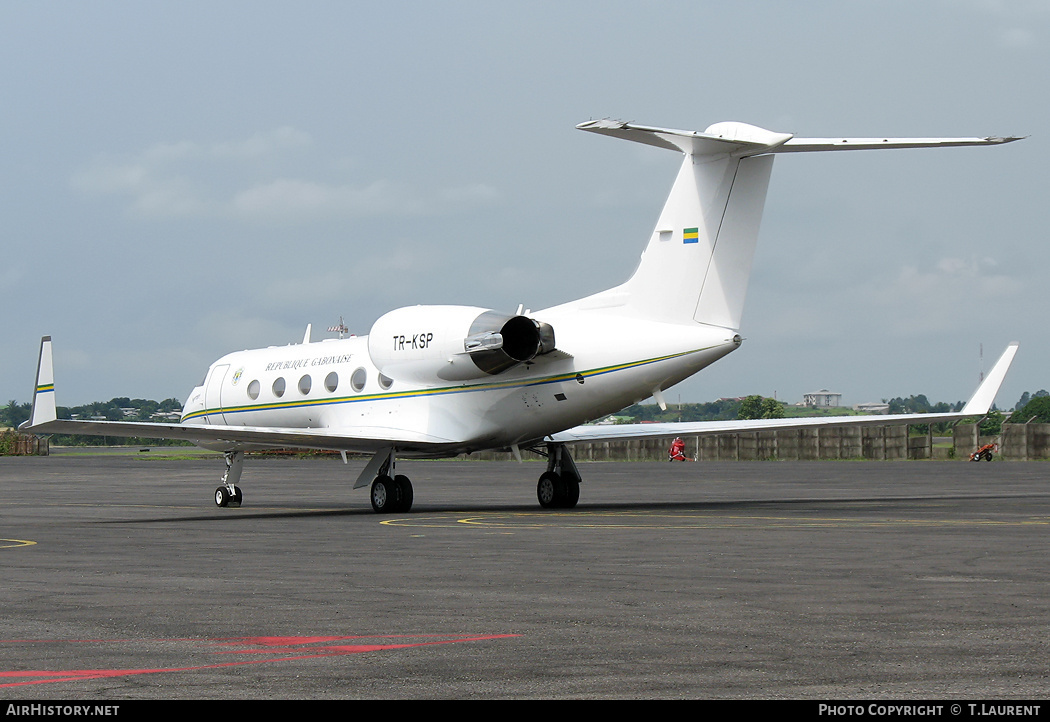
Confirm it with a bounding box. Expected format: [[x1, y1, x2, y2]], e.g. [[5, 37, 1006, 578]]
[[969, 443, 996, 462], [668, 437, 692, 462]]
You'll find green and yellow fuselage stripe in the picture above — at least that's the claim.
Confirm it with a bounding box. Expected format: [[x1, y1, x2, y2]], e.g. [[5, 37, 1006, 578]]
[[181, 346, 713, 423]]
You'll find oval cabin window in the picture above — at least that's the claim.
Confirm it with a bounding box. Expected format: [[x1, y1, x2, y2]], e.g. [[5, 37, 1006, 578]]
[[351, 368, 367, 392]]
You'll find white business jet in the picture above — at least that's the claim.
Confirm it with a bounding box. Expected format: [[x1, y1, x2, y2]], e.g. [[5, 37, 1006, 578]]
[[23, 119, 1021, 513]]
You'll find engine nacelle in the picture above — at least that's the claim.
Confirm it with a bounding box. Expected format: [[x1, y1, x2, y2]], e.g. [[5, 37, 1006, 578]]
[[367, 305, 556, 382]]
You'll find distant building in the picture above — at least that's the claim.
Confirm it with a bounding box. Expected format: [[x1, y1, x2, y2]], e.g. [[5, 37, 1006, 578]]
[[803, 389, 841, 408], [854, 402, 890, 414], [150, 411, 183, 421]]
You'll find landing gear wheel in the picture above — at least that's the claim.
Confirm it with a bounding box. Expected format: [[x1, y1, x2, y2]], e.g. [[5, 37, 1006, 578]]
[[216, 451, 245, 508], [561, 477, 580, 509], [393, 474, 414, 513], [371, 475, 396, 513], [537, 472, 565, 509]]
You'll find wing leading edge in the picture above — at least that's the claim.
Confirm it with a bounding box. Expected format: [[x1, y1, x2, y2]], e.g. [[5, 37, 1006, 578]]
[[551, 343, 1019, 444]]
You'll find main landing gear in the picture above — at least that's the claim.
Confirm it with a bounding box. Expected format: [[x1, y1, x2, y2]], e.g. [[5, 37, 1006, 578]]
[[369, 474, 414, 513], [365, 450, 414, 514], [534, 442, 581, 509], [214, 450, 244, 507]]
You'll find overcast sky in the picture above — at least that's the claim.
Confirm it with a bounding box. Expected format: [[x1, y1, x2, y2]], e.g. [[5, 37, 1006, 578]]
[[2, 1, 1046, 411]]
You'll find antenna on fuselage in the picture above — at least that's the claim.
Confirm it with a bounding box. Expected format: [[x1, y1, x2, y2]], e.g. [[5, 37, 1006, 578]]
[[328, 316, 350, 339]]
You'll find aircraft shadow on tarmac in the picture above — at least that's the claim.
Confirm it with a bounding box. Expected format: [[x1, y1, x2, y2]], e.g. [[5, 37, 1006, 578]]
[[94, 491, 1045, 525]]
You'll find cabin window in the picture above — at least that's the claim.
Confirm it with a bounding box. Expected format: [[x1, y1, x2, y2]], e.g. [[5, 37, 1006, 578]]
[[325, 372, 338, 393], [298, 375, 312, 395], [351, 367, 367, 392], [273, 377, 286, 398], [247, 380, 260, 400], [378, 373, 393, 390]]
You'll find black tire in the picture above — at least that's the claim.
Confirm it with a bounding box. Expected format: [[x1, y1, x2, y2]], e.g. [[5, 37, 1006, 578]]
[[984, 452, 993, 461], [393, 474, 414, 512], [537, 472, 565, 509], [214, 487, 230, 507], [561, 477, 580, 509], [231, 486, 243, 505], [371, 475, 395, 513]]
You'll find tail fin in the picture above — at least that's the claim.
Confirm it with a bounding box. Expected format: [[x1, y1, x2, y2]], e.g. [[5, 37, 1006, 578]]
[[575, 119, 1022, 329], [24, 336, 57, 428]]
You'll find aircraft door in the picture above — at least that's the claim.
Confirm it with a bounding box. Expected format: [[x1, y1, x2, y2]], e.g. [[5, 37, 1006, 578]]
[[204, 364, 230, 425]]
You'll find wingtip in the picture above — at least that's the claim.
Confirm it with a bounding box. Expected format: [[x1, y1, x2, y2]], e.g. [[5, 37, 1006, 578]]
[[577, 118, 626, 131], [960, 343, 1019, 416], [27, 336, 57, 427]]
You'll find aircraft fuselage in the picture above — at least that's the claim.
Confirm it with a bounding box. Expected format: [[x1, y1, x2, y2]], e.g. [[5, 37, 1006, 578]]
[[179, 311, 741, 455]]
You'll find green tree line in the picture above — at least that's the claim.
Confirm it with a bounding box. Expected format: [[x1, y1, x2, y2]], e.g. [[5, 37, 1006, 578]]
[[7, 389, 1050, 446], [2, 397, 189, 446]]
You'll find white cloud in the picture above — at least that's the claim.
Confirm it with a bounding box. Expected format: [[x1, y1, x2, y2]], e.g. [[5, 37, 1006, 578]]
[[210, 127, 313, 159], [71, 161, 213, 219], [231, 178, 420, 219], [858, 256, 1022, 339], [884, 256, 1017, 301], [998, 27, 1036, 48], [438, 183, 501, 204], [71, 128, 497, 222], [753, 255, 1022, 344]]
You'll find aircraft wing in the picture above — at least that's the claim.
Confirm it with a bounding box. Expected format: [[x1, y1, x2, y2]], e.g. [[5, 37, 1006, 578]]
[[19, 337, 460, 455], [22, 416, 459, 454], [550, 343, 1019, 444]]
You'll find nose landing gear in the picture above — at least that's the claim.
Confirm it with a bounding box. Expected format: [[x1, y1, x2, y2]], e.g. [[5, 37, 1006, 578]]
[[214, 450, 244, 507]]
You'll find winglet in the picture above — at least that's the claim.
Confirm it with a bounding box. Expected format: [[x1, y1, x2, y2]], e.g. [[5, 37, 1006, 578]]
[[960, 343, 1019, 416], [24, 336, 57, 429]]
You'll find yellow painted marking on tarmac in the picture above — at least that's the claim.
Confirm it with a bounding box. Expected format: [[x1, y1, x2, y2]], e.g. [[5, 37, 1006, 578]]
[[0, 538, 36, 549], [380, 511, 1050, 530]]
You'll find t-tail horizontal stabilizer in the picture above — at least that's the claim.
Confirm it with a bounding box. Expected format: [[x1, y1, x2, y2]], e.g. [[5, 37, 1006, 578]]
[[576, 119, 1025, 157], [570, 120, 1022, 330]]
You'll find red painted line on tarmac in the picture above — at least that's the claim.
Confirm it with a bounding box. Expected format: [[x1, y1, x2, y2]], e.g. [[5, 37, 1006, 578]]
[[0, 634, 520, 688]]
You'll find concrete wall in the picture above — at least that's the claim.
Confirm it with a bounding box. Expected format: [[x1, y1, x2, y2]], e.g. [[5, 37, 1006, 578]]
[[998, 423, 1050, 460], [472, 425, 912, 462], [467, 423, 1050, 462]]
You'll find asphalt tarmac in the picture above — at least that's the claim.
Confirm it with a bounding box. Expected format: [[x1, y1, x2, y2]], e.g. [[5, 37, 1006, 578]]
[[1, 452, 1048, 700]]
